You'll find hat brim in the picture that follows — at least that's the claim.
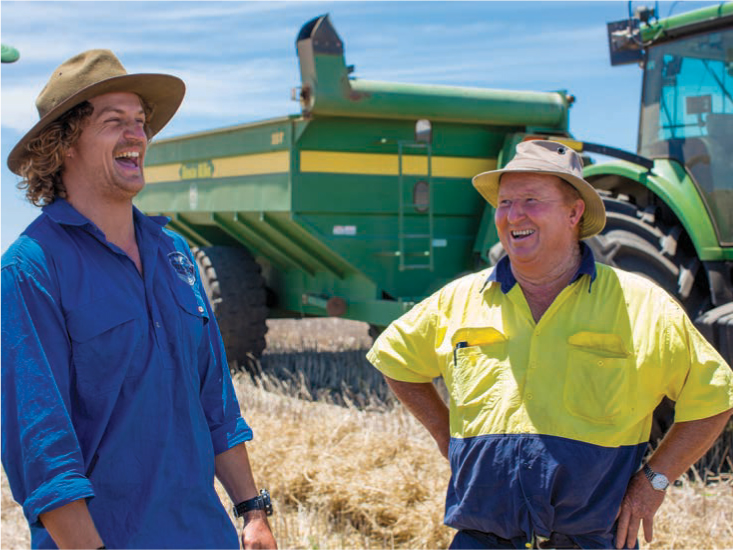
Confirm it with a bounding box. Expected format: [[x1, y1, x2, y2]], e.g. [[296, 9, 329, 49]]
[[472, 167, 606, 240], [8, 73, 185, 174]]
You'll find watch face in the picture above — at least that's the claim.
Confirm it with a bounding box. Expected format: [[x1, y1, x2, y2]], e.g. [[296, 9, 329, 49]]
[[651, 474, 669, 490]]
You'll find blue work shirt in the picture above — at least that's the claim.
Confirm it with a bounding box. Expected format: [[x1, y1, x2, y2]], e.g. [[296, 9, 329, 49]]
[[1, 199, 252, 549]]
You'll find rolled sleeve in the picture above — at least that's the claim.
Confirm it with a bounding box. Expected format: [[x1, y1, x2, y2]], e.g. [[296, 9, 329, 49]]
[[23, 472, 95, 525], [367, 293, 443, 383], [209, 417, 253, 455], [2, 253, 94, 525]]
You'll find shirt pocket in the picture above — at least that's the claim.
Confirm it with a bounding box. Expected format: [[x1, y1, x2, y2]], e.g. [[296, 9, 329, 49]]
[[66, 297, 144, 394], [167, 281, 209, 367], [564, 332, 634, 424], [450, 327, 508, 410]]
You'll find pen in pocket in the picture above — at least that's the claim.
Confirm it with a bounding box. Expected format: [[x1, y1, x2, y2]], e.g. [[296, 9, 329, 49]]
[[454, 341, 468, 366]]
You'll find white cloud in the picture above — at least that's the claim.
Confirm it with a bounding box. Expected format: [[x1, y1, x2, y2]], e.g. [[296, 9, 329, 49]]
[[1, 84, 46, 133]]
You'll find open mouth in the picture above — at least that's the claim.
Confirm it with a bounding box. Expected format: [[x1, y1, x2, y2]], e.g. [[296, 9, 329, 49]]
[[115, 151, 140, 169], [511, 229, 535, 240]]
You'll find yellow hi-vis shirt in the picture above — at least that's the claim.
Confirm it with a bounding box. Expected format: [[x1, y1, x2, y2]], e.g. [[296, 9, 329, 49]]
[[367, 251, 733, 546]]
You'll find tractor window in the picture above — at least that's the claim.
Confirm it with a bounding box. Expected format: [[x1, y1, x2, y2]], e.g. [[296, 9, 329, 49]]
[[640, 28, 733, 244]]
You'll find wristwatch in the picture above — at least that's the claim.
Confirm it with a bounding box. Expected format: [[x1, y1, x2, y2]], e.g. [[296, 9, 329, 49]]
[[233, 489, 273, 518], [643, 464, 670, 491]]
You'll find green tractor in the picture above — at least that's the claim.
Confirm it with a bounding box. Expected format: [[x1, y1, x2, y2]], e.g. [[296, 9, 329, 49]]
[[587, 2, 733, 365], [135, 5, 732, 375]]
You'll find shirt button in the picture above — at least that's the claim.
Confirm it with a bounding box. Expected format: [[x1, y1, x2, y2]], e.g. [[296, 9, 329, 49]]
[[526, 393, 533, 400], [598, 360, 604, 366], [155, 321, 161, 328], [198, 306, 204, 313]]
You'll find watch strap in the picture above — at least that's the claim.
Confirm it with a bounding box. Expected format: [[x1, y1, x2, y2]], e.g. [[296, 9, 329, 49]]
[[233, 489, 273, 517]]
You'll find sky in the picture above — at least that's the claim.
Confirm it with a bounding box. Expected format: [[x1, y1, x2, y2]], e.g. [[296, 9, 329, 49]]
[[0, 0, 720, 252]]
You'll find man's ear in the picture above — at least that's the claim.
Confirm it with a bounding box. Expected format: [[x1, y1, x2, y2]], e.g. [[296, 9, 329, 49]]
[[569, 198, 585, 228]]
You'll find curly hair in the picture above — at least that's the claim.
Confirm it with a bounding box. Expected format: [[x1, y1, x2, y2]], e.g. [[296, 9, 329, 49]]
[[17, 97, 154, 207]]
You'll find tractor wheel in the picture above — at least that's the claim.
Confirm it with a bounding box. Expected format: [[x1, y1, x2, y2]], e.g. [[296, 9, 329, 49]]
[[586, 195, 708, 318], [368, 324, 383, 342], [193, 246, 268, 371]]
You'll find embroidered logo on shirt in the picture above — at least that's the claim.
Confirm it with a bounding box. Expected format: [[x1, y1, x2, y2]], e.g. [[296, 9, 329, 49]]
[[168, 252, 196, 286]]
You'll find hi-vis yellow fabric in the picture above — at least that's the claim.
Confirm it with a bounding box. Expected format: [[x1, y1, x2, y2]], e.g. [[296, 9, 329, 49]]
[[368, 262, 733, 449]]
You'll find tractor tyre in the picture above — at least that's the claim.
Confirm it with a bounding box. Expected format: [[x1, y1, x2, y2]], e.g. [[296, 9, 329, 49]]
[[193, 246, 268, 372], [586, 196, 708, 317], [368, 324, 384, 342]]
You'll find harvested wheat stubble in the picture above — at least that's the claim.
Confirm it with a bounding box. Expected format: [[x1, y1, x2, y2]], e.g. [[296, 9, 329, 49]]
[[2, 318, 732, 549], [2, 371, 733, 549], [232, 370, 733, 550]]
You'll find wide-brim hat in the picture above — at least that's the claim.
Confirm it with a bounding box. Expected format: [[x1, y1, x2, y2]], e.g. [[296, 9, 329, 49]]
[[8, 49, 185, 175], [472, 139, 606, 239]]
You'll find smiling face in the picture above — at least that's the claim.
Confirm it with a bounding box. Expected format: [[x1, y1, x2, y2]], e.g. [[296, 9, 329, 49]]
[[64, 91, 148, 203], [495, 172, 585, 278]]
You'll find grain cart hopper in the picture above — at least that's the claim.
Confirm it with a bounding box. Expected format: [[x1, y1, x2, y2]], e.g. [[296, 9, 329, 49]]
[[135, 14, 576, 364], [135, 9, 732, 375]]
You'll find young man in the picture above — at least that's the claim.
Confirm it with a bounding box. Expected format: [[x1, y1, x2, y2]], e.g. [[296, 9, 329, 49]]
[[2, 49, 276, 549], [367, 140, 733, 549]]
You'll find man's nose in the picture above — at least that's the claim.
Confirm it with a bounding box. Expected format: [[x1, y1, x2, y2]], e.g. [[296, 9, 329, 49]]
[[506, 201, 526, 222], [123, 121, 147, 142]]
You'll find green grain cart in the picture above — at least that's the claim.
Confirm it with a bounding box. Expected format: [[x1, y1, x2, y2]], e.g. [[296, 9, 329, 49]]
[[135, 7, 732, 372]]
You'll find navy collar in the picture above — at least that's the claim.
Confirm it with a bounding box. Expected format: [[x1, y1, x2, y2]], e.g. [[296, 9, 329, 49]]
[[43, 198, 93, 227], [484, 241, 597, 294]]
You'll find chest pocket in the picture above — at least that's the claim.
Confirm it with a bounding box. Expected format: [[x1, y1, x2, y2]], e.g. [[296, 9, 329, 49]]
[[564, 332, 634, 424], [167, 280, 209, 367], [66, 296, 144, 394], [449, 327, 508, 411]]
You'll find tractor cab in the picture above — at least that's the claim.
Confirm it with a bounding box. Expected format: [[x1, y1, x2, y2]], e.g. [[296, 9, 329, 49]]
[[640, 26, 733, 244]]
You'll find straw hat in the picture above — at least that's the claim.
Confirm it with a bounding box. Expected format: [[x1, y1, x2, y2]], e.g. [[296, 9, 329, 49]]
[[472, 140, 606, 239], [7, 49, 185, 174]]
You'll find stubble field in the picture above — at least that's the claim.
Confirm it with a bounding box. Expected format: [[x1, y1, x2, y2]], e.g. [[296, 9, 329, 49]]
[[2, 318, 732, 549]]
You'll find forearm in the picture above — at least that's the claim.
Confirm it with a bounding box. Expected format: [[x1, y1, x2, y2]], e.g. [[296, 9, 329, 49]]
[[648, 407, 733, 480], [215, 442, 260, 504], [215, 443, 277, 549], [614, 407, 732, 548], [39, 499, 104, 549], [384, 376, 450, 458]]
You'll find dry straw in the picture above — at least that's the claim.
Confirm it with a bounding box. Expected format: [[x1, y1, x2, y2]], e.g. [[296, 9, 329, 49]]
[[2, 318, 732, 549]]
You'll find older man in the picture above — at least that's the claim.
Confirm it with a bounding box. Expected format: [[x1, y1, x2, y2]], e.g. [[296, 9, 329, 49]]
[[367, 140, 733, 549], [2, 50, 276, 549]]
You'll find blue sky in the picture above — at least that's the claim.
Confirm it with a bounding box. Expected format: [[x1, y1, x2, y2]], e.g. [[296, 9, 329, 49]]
[[0, 1, 717, 252]]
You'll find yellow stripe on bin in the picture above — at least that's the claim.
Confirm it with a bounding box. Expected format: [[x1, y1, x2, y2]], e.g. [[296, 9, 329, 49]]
[[300, 151, 496, 178], [144, 164, 181, 183], [144, 151, 290, 184]]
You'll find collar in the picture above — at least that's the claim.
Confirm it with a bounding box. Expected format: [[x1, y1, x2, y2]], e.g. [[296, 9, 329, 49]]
[[483, 241, 597, 294], [43, 198, 169, 234], [42, 197, 93, 227]]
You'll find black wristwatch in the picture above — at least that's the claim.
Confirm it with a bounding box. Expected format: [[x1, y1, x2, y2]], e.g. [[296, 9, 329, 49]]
[[233, 489, 273, 518]]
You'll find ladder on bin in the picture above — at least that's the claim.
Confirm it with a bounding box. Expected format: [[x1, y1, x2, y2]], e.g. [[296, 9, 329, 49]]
[[398, 140, 434, 271]]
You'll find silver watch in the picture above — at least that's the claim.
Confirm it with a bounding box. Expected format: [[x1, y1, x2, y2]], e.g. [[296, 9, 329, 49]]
[[643, 464, 669, 491]]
